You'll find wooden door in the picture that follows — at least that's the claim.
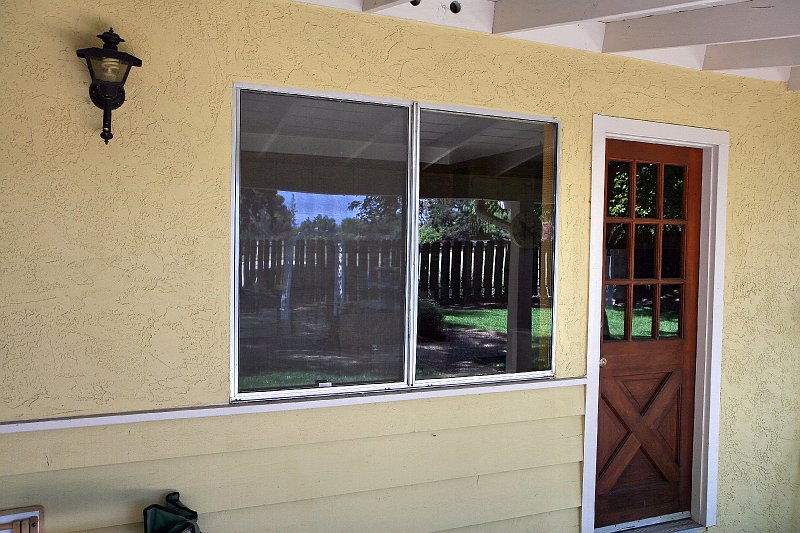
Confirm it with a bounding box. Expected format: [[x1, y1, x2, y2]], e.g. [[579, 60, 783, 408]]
[[595, 140, 702, 528]]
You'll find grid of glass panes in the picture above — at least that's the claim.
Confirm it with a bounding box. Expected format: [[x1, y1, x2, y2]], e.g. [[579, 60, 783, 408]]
[[603, 159, 686, 341]]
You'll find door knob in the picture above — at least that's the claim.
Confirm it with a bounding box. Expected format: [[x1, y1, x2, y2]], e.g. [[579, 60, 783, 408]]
[[599, 357, 607, 368]]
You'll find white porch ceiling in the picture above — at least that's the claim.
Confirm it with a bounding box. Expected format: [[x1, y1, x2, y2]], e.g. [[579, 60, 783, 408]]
[[294, 0, 800, 91]]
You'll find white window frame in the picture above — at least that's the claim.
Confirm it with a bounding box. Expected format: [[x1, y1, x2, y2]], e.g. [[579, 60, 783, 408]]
[[582, 115, 729, 531], [230, 83, 561, 402]]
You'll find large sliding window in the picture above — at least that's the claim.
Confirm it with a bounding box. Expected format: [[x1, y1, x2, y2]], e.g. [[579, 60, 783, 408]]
[[233, 86, 557, 400]]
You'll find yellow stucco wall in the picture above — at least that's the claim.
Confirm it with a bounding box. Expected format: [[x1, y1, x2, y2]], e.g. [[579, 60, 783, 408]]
[[1, 0, 799, 531]]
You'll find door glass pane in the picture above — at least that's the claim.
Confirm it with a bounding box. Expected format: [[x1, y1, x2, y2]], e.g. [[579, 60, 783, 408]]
[[416, 110, 556, 378], [634, 224, 656, 279], [607, 161, 630, 217], [663, 165, 684, 219], [662, 224, 684, 278], [659, 285, 682, 337], [635, 163, 658, 218], [605, 223, 629, 279], [237, 91, 408, 392], [603, 285, 627, 341], [632, 284, 655, 339]]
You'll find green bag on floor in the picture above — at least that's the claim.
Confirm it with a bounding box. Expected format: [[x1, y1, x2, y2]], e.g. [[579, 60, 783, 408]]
[[143, 492, 202, 533]]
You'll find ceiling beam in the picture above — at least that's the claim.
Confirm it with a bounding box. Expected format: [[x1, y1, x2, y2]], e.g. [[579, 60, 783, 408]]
[[493, 1, 745, 35], [362, 0, 407, 12], [421, 120, 497, 170], [789, 68, 800, 91], [703, 37, 800, 70], [603, 0, 800, 53]]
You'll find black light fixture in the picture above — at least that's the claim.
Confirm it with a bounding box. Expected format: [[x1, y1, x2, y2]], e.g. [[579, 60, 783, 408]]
[[77, 28, 142, 144]]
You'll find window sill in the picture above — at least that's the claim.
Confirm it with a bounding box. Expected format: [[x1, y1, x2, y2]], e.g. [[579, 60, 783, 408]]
[[232, 372, 576, 405], [1, 375, 586, 435]]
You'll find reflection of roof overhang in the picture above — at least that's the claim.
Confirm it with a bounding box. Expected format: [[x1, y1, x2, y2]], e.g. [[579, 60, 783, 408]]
[[421, 147, 544, 202], [240, 108, 546, 166], [420, 173, 539, 202], [240, 151, 407, 196], [240, 132, 408, 162], [240, 89, 553, 201], [240, 148, 549, 202]]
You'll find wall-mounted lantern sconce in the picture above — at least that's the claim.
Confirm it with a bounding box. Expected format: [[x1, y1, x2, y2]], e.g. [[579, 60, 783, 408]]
[[76, 28, 142, 144]]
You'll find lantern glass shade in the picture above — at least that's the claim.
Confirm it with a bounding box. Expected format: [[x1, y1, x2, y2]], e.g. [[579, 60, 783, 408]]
[[88, 56, 133, 84]]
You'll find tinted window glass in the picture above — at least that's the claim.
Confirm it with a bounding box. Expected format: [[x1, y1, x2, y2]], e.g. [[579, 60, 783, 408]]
[[238, 91, 408, 391], [416, 110, 556, 379]]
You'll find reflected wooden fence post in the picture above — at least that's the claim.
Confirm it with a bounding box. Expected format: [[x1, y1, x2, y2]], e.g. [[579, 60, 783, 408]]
[[440, 241, 451, 301], [429, 242, 440, 300], [419, 243, 431, 299], [461, 240, 472, 302]]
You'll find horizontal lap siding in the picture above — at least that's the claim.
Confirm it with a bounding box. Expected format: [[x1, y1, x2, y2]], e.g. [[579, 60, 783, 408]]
[[443, 507, 581, 533], [84, 476, 581, 533], [1, 387, 583, 476], [0, 387, 584, 532]]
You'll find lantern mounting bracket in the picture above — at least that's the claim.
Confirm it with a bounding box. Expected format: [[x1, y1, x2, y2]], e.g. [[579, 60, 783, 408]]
[[89, 85, 126, 110]]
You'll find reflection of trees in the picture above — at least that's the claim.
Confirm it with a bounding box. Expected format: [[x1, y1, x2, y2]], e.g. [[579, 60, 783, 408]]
[[298, 214, 337, 237], [663, 167, 684, 218], [608, 163, 684, 219], [636, 164, 657, 217], [418, 199, 510, 243], [345, 196, 404, 239], [607, 164, 629, 217], [606, 223, 627, 248], [240, 191, 407, 241], [240, 192, 553, 245], [239, 187, 295, 239]]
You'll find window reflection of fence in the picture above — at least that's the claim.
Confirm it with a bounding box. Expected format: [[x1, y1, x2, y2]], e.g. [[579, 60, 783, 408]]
[[239, 238, 406, 314], [422, 241, 492, 303], [418, 240, 541, 303], [239, 238, 540, 314]]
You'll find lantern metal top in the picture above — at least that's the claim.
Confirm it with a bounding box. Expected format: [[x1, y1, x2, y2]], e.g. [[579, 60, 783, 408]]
[[76, 28, 142, 67], [98, 28, 124, 50]]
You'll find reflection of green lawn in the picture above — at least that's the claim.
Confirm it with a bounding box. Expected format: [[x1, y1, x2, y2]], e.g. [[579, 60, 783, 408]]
[[605, 308, 678, 338], [442, 307, 552, 334], [240, 371, 395, 390], [239, 307, 557, 390], [240, 367, 490, 389]]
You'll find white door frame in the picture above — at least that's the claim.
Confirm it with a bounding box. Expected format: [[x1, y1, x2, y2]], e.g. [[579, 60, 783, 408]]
[[582, 115, 729, 532]]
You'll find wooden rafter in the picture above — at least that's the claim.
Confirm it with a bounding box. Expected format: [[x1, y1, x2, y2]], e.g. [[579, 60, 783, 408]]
[[603, 0, 800, 52], [492, 0, 743, 35], [703, 37, 800, 70]]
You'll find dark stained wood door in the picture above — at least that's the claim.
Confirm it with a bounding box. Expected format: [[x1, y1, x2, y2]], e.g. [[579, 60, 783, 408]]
[[595, 140, 702, 528]]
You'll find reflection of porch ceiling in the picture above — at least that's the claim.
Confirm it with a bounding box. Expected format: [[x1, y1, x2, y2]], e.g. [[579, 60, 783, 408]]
[[294, 0, 800, 91], [239, 130, 543, 165], [240, 150, 545, 201], [241, 96, 546, 164]]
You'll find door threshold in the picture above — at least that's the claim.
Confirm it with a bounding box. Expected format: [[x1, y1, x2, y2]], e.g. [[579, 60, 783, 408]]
[[596, 517, 704, 533], [613, 519, 704, 533], [596, 512, 703, 533]]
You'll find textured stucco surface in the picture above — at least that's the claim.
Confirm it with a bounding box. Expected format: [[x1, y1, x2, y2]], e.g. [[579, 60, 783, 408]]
[[1, 0, 799, 531]]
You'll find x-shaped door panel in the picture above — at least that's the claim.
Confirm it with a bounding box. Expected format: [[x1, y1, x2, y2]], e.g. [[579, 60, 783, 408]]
[[597, 371, 681, 494]]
